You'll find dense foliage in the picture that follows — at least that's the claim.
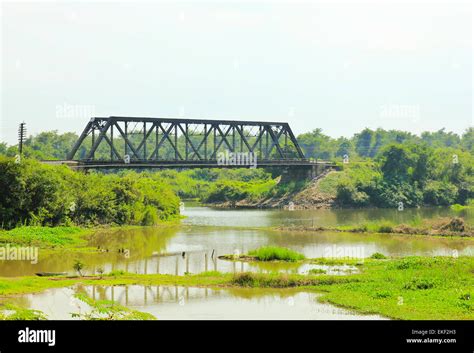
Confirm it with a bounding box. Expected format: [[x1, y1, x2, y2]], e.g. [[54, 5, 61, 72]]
[[298, 127, 474, 161], [322, 144, 474, 207], [0, 157, 180, 229], [1, 127, 472, 210]]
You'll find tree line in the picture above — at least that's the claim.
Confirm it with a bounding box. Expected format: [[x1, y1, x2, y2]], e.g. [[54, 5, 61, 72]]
[[0, 157, 180, 229], [0, 127, 472, 214]]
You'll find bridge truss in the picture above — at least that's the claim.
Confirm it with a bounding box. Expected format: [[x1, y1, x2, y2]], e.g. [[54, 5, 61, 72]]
[[67, 117, 307, 167]]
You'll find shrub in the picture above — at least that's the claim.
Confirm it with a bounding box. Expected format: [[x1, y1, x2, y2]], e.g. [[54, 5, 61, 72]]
[[73, 260, 85, 276], [370, 252, 387, 259], [423, 181, 458, 206], [335, 180, 370, 207], [248, 246, 305, 262], [403, 278, 437, 290], [0, 157, 180, 228], [373, 291, 391, 299]]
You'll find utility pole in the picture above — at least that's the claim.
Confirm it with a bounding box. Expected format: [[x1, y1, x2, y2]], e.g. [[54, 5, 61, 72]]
[[18, 122, 26, 155]]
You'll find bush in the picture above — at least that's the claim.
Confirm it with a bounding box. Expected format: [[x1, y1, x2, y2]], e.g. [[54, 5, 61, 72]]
[[370, 252, 387, 259], [404, 278, 437, 290], [205, 179, 276, 203], [248, 246, 305, 262], [336, 181, 369, 207], [0, 157, 180, 228], [423, 181, 458, 206]]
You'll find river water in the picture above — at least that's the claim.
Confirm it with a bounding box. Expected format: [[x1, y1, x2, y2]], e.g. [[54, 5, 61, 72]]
[[6, 285, 386, 320], [2, 205, 472, 319], [0, 205, 472, 277]]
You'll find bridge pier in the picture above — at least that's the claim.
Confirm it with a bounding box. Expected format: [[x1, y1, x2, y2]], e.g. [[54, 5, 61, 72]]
[[277, 163, 335, 183]]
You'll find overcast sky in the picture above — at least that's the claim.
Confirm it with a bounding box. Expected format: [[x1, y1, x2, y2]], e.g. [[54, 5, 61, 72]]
[[1, 0, 472, 145]]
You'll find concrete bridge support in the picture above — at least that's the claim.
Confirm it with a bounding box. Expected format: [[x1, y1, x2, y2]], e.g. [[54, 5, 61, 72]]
[[277, 163, 338, 183]]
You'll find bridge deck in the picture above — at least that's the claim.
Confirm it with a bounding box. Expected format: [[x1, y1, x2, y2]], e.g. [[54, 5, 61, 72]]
[[42, 159, 335, 169]]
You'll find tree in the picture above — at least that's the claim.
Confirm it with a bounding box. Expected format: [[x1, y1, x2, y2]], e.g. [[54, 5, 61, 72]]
[[421, 128, 461, 148], [354, 128, 373, 157], [461, 128, 474, 153], [378, 144, 416, 183], [297, 129, 335, 160]]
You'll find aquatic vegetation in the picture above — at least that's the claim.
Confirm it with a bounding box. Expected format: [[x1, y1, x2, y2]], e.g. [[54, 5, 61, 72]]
[[231, 272, 350, 288], [70, 294, 156, 320], [317, 256, 474, 320], [308, 268, 327, 275], [450, 204, 469, 212], [369, 253, 387, 260], [0, 304, 47, 320], [0, 256, 473, 319], [73, 260, 85, 277], [247, 246, 305, 262]]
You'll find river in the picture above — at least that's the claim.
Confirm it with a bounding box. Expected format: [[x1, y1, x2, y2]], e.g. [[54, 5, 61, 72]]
[[1, 205, 473, 320], [0, 205, 472, 277]]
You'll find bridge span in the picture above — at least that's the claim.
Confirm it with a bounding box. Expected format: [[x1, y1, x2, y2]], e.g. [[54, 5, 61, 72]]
[[47, 117, 336, 178]]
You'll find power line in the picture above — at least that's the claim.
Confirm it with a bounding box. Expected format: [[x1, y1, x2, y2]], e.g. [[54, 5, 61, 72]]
[[18, 122, 26, 155]]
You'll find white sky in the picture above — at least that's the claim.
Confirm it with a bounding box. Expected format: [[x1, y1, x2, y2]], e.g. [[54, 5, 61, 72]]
[[1, 0, 472, 144]]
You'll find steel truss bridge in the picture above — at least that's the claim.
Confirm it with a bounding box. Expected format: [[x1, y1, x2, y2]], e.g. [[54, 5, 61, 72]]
[[63, 116, 332, 171]]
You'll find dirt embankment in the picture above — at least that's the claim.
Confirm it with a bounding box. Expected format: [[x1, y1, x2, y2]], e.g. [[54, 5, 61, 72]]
[[277, 217, 473, 237], [211, 169, 338, 210]]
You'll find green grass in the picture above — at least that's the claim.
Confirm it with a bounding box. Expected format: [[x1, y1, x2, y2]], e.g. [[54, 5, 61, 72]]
[[0, 226, 92, 247], [0, 272, 231, 297], [0, 304, 47, 320], [316, 256, 474, 320], [450, 202, 473, 211], [230, 272, 350, 287], [1, 256, 473, 320], [247, 246, 306, 262], [317, 171, 345, 196], [71, 294, 156, 320]]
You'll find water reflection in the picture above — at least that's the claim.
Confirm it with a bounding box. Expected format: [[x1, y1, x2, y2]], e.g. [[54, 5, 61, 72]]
[[12, 285, 386, 320], [182, 205, 474, 228]]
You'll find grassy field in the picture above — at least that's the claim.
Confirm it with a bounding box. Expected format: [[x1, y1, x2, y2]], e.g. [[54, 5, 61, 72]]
[[0, 256, 472, 320], [316, 256, 474, 320], [0, 226, 93, 248], [0, 223, 180, 249]]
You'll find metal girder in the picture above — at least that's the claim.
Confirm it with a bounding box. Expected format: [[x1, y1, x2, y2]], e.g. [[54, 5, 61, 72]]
[[67, 116, 306, 163]]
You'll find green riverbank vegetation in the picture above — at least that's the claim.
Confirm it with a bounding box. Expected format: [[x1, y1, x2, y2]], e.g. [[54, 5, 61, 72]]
[[0, 226, 92, 248], [0, 256, 473, 320], [0, 157, 180, 229], [220, 246, 306, 262], [318, 145, 473, 208], [1, 128, 473, 209], [70, 294, 156, 320], [248, 246, 305, 262], [277, 217, 474, 237]]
